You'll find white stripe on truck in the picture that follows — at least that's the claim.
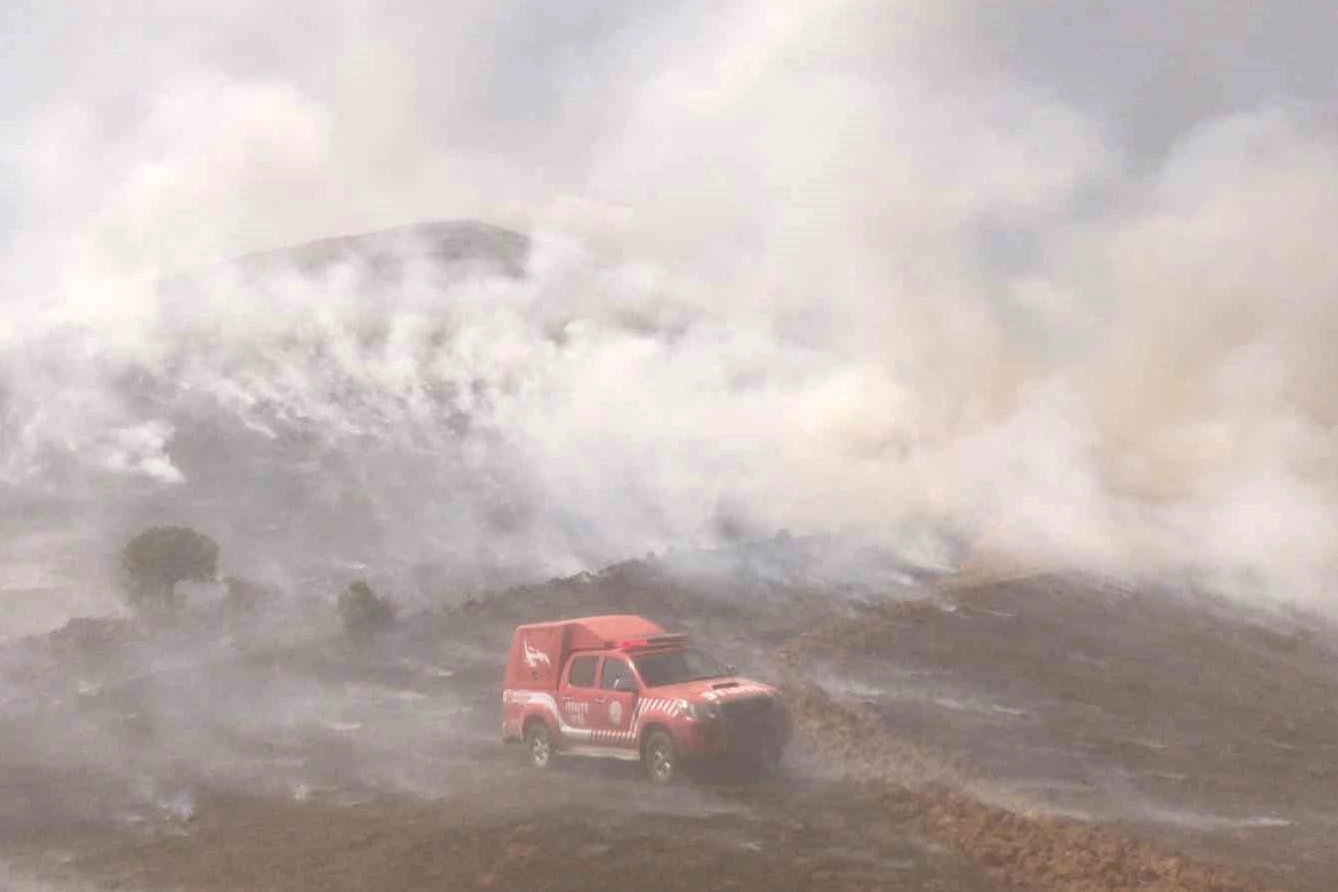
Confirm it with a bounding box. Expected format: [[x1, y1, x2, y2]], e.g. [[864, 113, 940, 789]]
[[506, 691, 688, 747]]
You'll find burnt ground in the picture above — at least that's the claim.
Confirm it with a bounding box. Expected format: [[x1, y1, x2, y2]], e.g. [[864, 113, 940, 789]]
[[2, 556, 1335, 891], [779, 572, 1338, 887]]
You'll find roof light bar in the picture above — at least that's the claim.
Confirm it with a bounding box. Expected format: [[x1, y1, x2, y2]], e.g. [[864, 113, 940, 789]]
[[618, 633, 688, 651]]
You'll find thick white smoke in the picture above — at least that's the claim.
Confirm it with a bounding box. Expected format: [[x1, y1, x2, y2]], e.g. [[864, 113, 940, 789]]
[[1, 0, 1335, 634]]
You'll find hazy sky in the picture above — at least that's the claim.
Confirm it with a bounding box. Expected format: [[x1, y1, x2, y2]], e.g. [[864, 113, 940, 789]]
[[3, 1, 1332, 270]]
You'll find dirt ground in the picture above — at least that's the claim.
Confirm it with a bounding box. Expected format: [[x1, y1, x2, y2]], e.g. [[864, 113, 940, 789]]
[[2, 559, 1333, 892]]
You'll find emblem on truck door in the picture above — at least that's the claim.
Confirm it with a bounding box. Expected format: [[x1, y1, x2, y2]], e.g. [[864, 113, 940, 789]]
[[522, 638, 552, 669], [609, 700, 623, 725]]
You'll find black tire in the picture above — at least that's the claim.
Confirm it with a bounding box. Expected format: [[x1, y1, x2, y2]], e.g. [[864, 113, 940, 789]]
[[643, 729, 678, 784], [525, 721, 554, 770]]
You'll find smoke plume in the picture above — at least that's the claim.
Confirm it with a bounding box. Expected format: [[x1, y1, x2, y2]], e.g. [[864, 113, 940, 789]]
[[2, 0, 1336, 634]]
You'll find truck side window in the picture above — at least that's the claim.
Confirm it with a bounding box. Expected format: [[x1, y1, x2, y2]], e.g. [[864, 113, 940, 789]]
[[600, 657, 635, 691], [567, 655, 598, 688]]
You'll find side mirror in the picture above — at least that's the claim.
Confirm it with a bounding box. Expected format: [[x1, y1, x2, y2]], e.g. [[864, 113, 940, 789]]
[[612, 677, 637, 693]]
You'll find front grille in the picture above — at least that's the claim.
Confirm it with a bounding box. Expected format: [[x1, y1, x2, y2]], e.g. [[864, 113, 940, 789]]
[[720, 696, 774, 725], [719, 696, 779, 752]]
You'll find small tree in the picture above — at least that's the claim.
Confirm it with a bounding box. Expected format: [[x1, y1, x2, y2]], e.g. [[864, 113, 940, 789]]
[[222, 576, 274, 615], [337, 579, 396, 638], [120, 526, 219, 618]]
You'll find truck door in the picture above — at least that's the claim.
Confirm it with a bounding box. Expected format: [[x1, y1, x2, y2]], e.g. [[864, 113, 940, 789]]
[[592, 655, 640, 749], [558, 654, 600, 735]]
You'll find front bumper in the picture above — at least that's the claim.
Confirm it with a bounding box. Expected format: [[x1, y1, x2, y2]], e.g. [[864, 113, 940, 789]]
[[675, 696, 791, 759]]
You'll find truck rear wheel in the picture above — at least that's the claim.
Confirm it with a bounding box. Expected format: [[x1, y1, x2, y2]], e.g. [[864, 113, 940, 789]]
[[643, 730, 677, 784], [525, 721, 553, 769]]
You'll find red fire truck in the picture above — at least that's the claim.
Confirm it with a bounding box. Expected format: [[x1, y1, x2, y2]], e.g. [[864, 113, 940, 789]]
[[501, 615, 790, 783]]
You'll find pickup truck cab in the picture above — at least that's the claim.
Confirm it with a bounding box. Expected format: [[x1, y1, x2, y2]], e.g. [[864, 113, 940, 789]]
[[501, 614, 790, 783]]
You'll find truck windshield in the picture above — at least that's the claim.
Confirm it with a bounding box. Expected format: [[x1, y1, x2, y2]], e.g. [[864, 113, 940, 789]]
[[632, 648, 731, 687]]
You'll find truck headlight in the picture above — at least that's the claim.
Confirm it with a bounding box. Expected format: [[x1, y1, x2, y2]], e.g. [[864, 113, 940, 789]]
[[685, 701, 720, 721]]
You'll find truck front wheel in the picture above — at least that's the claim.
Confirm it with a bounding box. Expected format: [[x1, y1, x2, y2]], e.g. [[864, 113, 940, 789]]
[[643, 730, 677, 784], [525, 721, 553, 769]]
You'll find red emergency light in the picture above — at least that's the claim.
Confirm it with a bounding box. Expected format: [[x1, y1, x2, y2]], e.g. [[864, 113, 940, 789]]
[[617, 633, 687, 651]]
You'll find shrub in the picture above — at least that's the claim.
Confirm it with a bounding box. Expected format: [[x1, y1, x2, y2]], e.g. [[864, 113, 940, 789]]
[[222, 576, 275, 614], [337, 579, 396, 638]]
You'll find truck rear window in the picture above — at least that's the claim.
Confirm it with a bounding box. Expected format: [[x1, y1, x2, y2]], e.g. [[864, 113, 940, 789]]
[[568, 655, 598, 687]]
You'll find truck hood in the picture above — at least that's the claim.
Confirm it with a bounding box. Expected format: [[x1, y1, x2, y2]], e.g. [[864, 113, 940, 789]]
[[640, 676, 778, 703]]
